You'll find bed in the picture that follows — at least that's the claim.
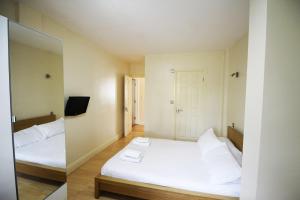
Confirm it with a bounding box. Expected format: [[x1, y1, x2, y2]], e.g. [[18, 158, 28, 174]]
[[13, 113, 67, 183], [95, 127, 243, 200]]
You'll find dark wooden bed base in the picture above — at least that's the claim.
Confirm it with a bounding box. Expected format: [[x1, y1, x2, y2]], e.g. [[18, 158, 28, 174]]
[[13, 113, 66, 183], [95, 175, 237, 200], [95, 127, 243, 200], [16, 162, 66, 183]]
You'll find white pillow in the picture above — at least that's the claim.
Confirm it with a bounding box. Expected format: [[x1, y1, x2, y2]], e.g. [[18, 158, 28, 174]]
[[37, 118, 65, 138], [197, 128, 224, 155], [14, 125, 44, 148], [219, 137, 243, 166], [204, 145, 242, 184]]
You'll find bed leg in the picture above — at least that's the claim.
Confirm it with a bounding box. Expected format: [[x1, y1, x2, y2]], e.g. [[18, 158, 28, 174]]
[[95, 179, 101, 199]]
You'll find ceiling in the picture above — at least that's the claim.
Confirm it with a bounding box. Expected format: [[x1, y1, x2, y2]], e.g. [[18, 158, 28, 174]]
[[9, 21, 62, 55], [19, 0, 249, 62]]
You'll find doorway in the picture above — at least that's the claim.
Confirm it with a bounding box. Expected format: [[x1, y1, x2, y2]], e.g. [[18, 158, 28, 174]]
[[124, 76, 145, 136]]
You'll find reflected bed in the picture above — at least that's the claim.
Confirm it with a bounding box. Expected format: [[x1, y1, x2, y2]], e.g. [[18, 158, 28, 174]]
[[13, 113, 66, 183]]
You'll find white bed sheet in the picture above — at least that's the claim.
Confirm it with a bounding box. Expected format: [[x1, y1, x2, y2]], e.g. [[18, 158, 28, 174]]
[[15, 134, 66, 169], [101, 138, 240, 197]]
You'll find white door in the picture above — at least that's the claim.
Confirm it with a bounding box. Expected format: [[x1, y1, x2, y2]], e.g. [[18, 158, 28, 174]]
[[175, 71, 205, 140], [133, 78, 145, 125], [132, 79, 137, 125], [124, 76, 133, 136]]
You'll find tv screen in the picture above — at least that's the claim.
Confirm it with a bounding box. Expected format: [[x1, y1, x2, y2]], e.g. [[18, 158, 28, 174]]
[[65, 96, 90, 116]]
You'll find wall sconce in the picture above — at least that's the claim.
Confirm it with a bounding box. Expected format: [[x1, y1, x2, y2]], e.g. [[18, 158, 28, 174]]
[[45, 73, 51, 79], [231, 72, 239, 78]]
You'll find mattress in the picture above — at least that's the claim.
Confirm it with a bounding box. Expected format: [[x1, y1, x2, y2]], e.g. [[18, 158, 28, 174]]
[[101, 138, 240, 197], [15, 134, 66, 169]]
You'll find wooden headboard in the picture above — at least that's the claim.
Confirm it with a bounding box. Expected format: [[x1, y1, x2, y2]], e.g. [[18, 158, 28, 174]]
[[227, 126, 244, 152], [13, 113, 56, 132]]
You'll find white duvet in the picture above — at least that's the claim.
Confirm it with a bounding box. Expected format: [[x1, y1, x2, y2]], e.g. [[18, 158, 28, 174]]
[[15, 134, 66, 169], [101, 138, 240, 197]]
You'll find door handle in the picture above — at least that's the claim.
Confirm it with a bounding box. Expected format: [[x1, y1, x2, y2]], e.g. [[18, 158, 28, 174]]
[[176, 108, 183, 113], [124, 107, 128, 112]]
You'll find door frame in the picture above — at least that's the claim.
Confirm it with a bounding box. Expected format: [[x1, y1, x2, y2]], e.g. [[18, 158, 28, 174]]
[[0, 16, 18, 200]]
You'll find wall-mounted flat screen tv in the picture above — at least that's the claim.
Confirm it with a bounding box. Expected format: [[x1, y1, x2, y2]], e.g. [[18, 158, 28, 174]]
[[65, 96, 90, 116]]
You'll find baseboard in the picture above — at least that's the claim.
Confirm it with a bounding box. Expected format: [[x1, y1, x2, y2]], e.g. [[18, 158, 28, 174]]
[[67, 134, 122, 175]]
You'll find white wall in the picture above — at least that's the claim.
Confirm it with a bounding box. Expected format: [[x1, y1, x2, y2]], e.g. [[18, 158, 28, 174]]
[[10, 41, 64, 120], [224, 35, 248, 133], [241, 0, 267, 198], [15, 3, 129, 172], [145, 52, 225, 139], [241, 0, 300, 199]]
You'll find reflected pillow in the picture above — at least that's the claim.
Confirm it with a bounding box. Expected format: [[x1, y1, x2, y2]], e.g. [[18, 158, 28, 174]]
[[37, 118, 65, 138], [204, 145, 241, 184], [14, 125, 45, 148], [197, 128, 223, 155]]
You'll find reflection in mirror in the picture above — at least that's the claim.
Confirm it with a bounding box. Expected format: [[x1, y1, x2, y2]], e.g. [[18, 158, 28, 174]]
[[9, 21, 66, 200]]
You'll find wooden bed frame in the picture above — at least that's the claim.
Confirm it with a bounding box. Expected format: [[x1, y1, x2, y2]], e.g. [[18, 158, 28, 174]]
[[13, 113, 66, 183], [95, 127, 243, 200]]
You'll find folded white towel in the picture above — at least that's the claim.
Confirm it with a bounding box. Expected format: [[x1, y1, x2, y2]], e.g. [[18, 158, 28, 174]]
[[122, 149, 141, 159], [133, 139, 150, 147], [135, 137, 150, 143], [120, 154, 142, 163], [120, 149, 143, 163]]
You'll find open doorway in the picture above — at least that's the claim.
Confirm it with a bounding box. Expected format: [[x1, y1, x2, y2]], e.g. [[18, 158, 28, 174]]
[[124, 76, 145, 135]]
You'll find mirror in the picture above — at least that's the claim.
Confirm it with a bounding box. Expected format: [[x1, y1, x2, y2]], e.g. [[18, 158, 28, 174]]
[[8, 21, 66, 199]]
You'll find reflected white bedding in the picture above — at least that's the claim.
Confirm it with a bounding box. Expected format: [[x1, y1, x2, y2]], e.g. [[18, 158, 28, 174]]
[[101, 138, 240, 197], [15, 134, 66, 169]]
